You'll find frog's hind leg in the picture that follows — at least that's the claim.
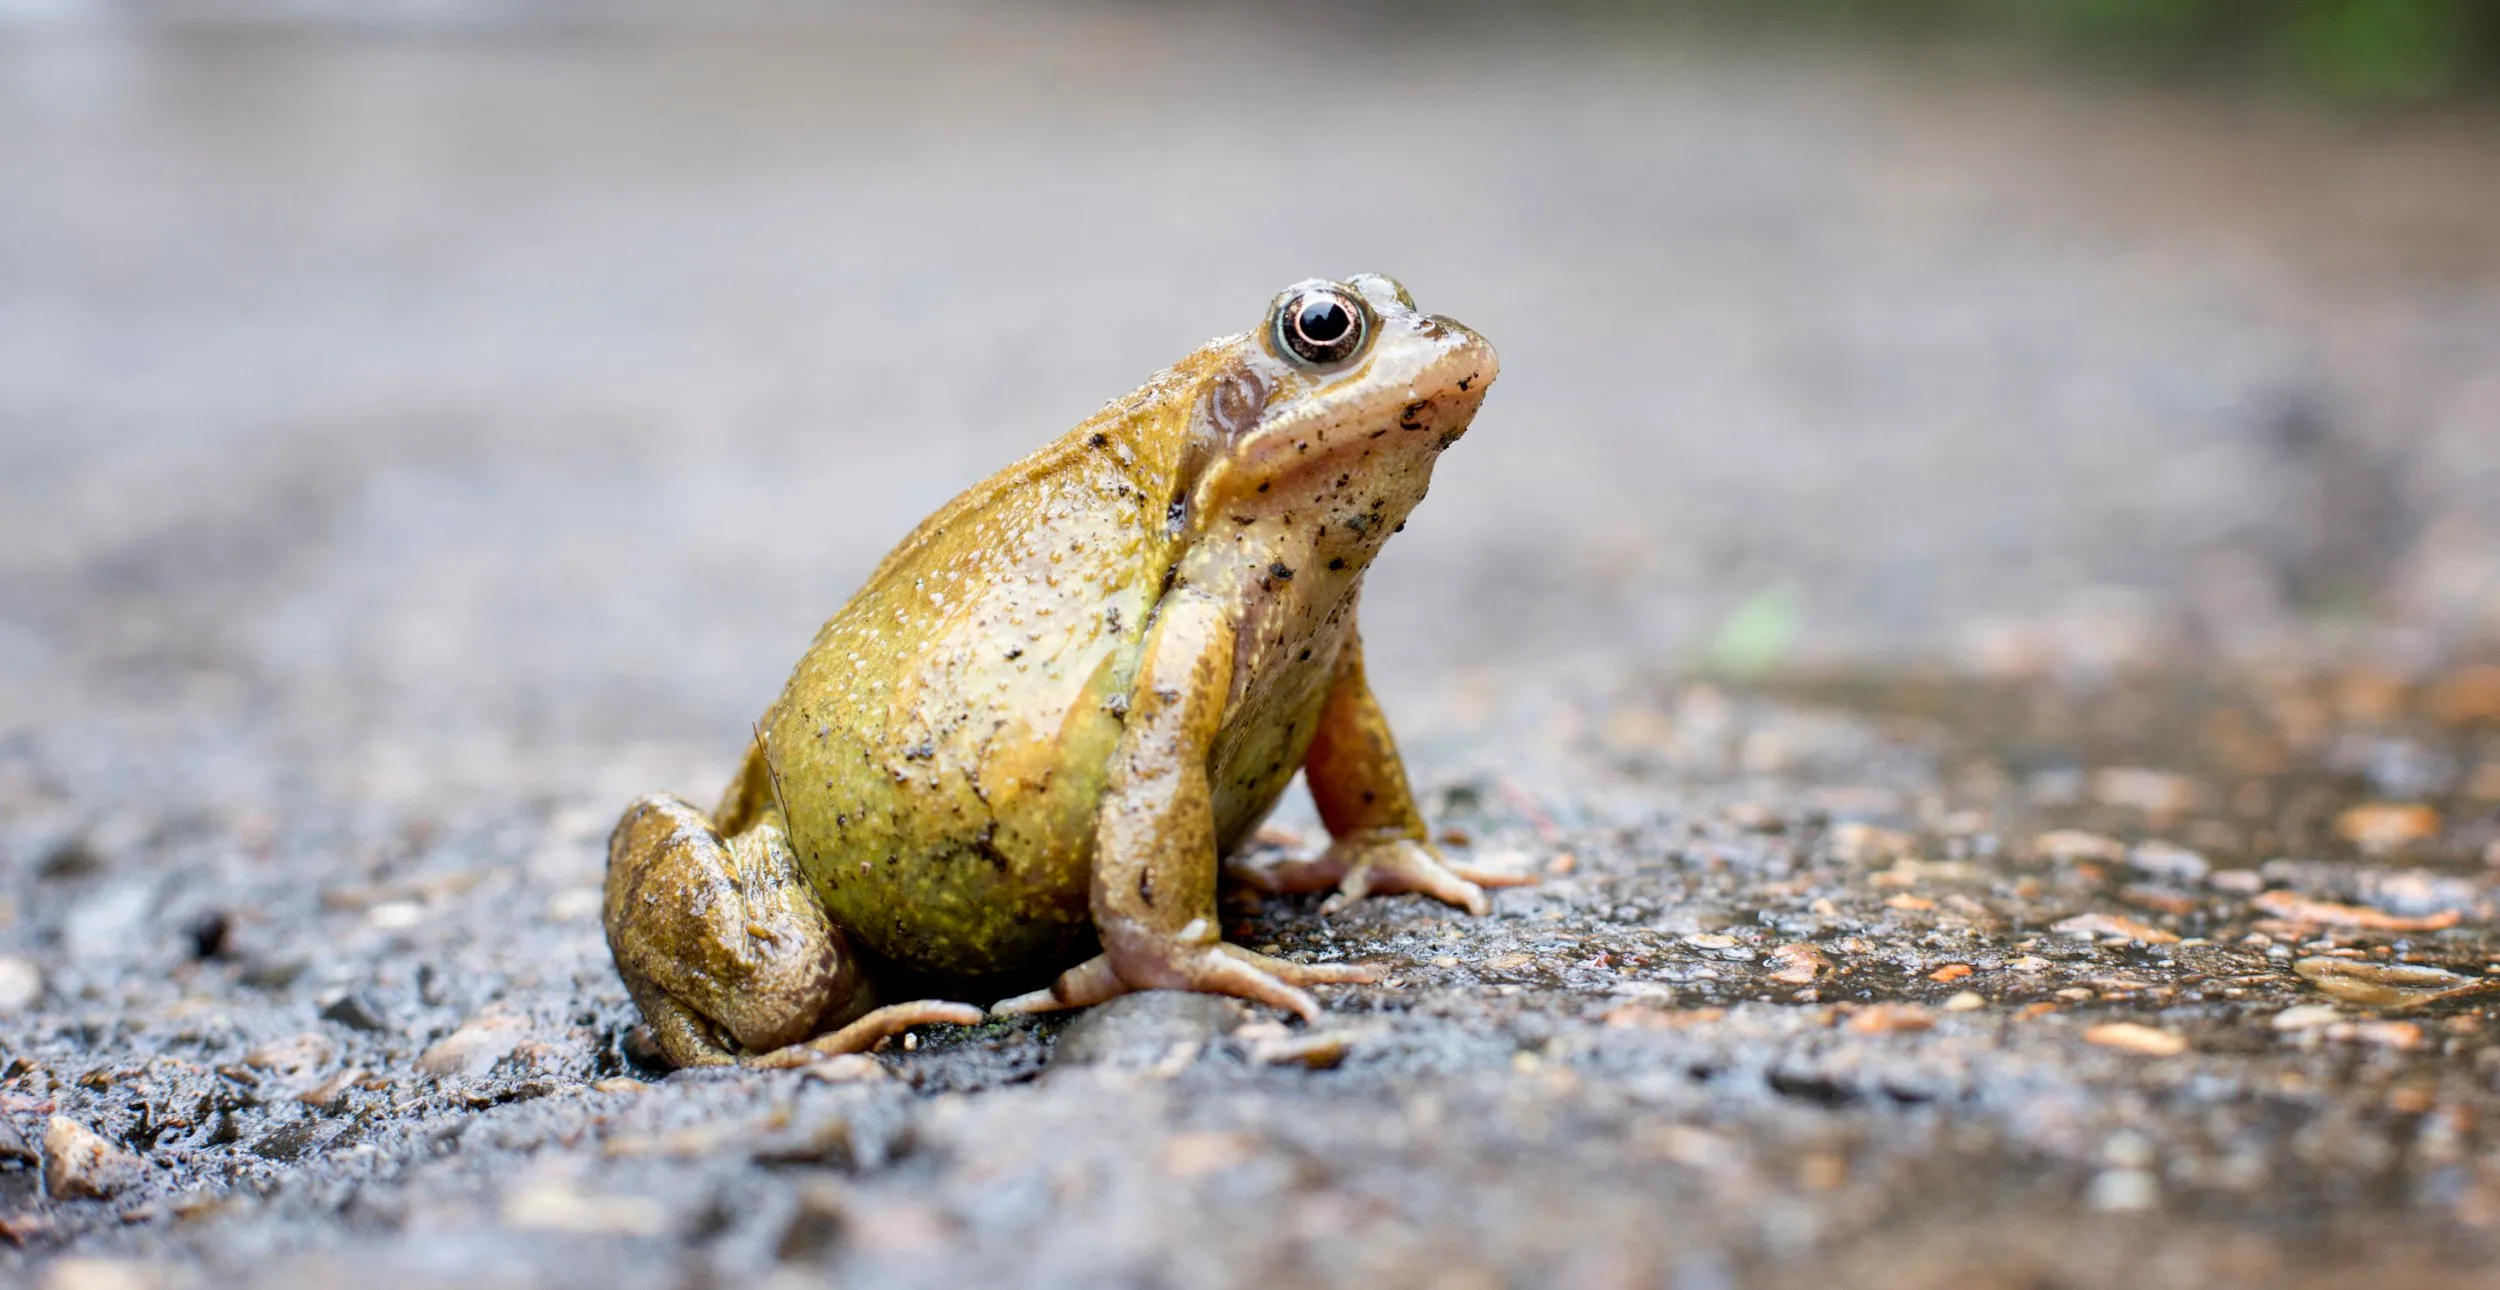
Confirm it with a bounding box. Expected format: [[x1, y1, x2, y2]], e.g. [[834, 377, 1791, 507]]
[[604, 793, 978, 1069]]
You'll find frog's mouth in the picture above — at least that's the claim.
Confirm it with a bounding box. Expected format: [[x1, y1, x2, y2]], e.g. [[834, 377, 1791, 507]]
[[1231, 311, 1499, 482]]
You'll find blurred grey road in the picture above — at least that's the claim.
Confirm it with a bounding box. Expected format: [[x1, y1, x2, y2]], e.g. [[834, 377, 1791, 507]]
[[3, 7, 2499, 1289]]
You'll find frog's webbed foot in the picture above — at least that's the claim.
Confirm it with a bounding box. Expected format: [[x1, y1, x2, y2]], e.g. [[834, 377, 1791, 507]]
[[605, 794, 975, 1071], [991, 944, 1379, 1024], [1226, 831, 1532, 918]]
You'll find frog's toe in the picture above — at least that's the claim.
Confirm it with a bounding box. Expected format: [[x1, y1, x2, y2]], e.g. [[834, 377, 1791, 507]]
[[743, 1000, 986, 1069], [1142, 944, 1381, 1022], [992, 954, 1131, 1017], [1316, 837, 1524, 917], [632, 990, 742, 1069], [996, 947, 1375, 1024], [1442, 859, 1541, 890], [1215, 943, 1381, 987], [1222, 848, 1348, 896], [1182, 951, 1324, 1023]]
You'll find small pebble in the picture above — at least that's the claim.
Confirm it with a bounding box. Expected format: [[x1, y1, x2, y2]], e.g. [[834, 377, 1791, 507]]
[[1796, 1152, 1848, 1191], [2127, 840, 2208, 881], [1943, 991, 1985, 1012], [501, 1174, 668, 1236], [1828, 822, 1915, 863], [2090, 768, 2202, 818], [2083, 1023, 2187, 1056], [797, 1054, 888, 1084], [1161, 1130, 1257, 1179], [245, 1033, 336, 1080], [0, 958, 42, 1014], [2051, 912, 2179, 945], [365, 901, 426, 931], [417, 1014, 532, 1078], [319, 991, 393, 1034], [1848, 1004, 1932, 1034], [0, 1118, 36, 1166], [2087, 1169, 2161, 1211], [1766, 943, 1828, 985], [1243, 1027, 1353, 1069], [39, 1258, 165, 1290], [2032, 830, 2126, 863], [0, 1211, 56, 1246], [2333, 802, 2439, 853], [2270, 1004, 2340, 1031], [2292, 957, 2471, 1007], [43, 1116, 148, 1200], [1054, 991, 1240, 1069], [2257, 891, 2458, 932], [296, 1068, 369, 1112], [2338, 1020, 2424, 1051], [2425, 665, 2500, 722]]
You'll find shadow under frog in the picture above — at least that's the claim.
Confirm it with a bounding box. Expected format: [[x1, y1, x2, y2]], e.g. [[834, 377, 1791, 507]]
[[603, 274, 1523, 1068]]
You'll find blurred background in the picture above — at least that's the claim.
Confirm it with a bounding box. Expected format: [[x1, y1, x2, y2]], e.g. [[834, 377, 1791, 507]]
[[3, 0, 2497, 810]]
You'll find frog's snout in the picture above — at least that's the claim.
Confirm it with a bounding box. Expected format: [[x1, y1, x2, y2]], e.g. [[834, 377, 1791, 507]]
[[1420, 315, 1499, 405]]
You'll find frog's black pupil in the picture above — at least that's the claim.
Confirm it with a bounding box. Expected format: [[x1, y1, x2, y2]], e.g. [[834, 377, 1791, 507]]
[[1298, 299, 1352, 344]]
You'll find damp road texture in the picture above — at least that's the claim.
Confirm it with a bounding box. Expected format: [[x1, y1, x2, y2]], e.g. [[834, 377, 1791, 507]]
[[5, 7, 2500, 1289]]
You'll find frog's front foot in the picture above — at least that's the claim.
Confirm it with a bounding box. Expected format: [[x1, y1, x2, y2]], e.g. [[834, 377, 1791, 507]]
[[1227, 831, 1533, 917], [991, 931, 1379, 1024], [605, 794, 980, 1069]]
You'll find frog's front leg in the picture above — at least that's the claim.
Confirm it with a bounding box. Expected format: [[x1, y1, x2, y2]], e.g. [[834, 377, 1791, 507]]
[[994, 586, 1378, 1022], [604, 774, 979, 1068], [1227, 625, 1533, 916]]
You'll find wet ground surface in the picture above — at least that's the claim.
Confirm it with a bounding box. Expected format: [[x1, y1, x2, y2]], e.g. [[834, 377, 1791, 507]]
[[5, 5, 2500, 1288]]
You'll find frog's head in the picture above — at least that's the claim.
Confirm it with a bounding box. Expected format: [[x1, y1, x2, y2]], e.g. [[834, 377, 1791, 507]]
[[1168, 274, 1497, 565]]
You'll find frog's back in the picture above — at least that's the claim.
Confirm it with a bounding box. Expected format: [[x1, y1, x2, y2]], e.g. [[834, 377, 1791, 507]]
[[759, 397, 1193, 982]]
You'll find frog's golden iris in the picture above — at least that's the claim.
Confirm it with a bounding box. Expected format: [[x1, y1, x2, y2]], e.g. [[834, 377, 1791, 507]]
[[1273, 282, 1369, 366], [604, 274, 1519, 1068]]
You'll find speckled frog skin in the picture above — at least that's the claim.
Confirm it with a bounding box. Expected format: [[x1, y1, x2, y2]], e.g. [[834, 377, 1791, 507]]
[[604, 275, 1517, 1067]]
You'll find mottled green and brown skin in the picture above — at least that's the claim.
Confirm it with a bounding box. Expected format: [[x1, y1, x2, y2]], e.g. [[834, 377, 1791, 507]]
[[605, 274, 1518, 1067]]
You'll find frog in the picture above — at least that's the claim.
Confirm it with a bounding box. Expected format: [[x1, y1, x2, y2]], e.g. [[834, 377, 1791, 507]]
[[603, 273, 1524, 1068]]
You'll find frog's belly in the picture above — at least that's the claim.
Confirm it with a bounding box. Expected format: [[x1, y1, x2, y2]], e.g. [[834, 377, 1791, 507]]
[[773, 711, 1334, 989], [755, 604, 1130, 982], [805, 825, 1100, 987], [764, 597, 1335, 985], [767, 708, 1111, 984]]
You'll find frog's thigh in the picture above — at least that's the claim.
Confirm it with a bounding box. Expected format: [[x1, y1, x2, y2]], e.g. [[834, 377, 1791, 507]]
[[604, 793, 864, 1066]]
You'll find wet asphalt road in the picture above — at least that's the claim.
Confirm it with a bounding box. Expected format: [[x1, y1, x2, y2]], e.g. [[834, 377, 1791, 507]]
[[3, 5, 2500, 1288]]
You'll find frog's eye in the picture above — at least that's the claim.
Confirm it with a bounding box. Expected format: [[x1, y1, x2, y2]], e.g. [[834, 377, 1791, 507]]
[[1274, 286, 1370, 367]]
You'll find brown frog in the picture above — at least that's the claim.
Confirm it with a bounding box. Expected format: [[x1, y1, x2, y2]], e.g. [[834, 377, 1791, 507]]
[[604, 274, 1519, 1067]]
